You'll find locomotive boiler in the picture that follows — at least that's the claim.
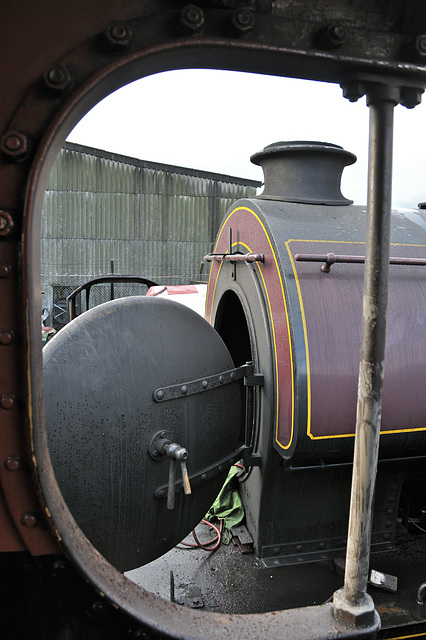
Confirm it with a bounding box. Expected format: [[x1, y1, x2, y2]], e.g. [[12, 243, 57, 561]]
[[204, 140, 426, 568], [42, 140, 426, 636]]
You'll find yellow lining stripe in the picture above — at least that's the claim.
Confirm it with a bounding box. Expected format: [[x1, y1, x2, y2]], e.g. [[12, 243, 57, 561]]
[[287, 238, 426, 440], [207, 206, 294, 450], [384, 633, 426, 639]]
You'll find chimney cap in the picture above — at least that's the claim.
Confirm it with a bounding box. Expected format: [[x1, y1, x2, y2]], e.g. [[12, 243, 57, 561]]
[[251, 141, 356, 205]]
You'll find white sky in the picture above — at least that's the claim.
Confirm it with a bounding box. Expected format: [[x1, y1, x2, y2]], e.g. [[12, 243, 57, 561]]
[[67, 69, 426, 209]]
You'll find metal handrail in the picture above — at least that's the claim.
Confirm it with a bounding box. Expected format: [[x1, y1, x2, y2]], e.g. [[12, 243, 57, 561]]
[[66, 275, 158, 321]]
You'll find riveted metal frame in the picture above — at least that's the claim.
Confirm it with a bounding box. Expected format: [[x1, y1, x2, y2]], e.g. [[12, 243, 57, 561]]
[[1, 1, 425, 637]]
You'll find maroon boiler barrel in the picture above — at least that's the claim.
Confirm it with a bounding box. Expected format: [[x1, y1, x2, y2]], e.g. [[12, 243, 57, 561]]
[[205, 141, 426, 462]]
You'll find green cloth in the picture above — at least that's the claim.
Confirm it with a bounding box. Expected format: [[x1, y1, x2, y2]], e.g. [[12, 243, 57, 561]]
[[205, 465, 244, 544]]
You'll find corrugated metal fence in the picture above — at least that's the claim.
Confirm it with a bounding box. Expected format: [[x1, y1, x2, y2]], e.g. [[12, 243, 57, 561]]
[[41, 142, 260, 328]]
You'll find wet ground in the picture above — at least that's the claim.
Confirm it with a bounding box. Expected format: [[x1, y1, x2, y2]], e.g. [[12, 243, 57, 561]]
[[126, 522, 344, 614], [126, 524, 426, 636]]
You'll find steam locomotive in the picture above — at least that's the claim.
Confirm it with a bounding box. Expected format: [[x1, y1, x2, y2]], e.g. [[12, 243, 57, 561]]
[[41, 140, 426, 637], [2, 2, 426, 639]]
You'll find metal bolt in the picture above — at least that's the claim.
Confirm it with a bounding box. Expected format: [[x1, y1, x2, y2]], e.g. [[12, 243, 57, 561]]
[[1, 395, 15, 410], [231, 7, 254, 34], [0, 131, 29, 162], [202, 380, 208, 389], [0, 211, 14, 237], [51, 560, 67, 578], [103, 22, 132, 51], [181, 385, 188, 395], [22, 512, 38, 528], [317, 23, 346, 50], [341, 81, 366, 103], [155, 389, 164, 400], [43, 65, 72, 94], [88, 600, 107, 621], [0, 330, 15, 345], [5, 455, 22, 471], [219, 375, 224, 384], [0, 262, 12, 277], [400, 87, 424, 109], [179, 5, 204, 34], [404, 34, 426, 60]]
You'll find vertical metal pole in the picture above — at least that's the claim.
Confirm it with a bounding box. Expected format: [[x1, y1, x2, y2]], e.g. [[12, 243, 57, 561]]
[[334, 84, 399, 627]]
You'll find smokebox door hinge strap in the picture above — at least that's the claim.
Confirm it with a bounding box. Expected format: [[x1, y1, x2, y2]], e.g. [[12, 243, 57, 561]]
[[153, 361, 263, 403]]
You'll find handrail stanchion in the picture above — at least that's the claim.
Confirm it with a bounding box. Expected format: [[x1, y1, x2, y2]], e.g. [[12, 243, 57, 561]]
[[333, 83, 399, 627]]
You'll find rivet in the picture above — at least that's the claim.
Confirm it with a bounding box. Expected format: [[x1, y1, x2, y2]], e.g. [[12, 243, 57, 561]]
[[51, 560, 67, 576], [0, 330, 15, 345], [88, 600, 107, 621], [316, 23, 346, 50], [5, 455, 21, 471], [218, 465, 223, 472], [295, 544, 303, 552], [155, 389, 164, 400], [103, 22, 132, 51], [0, 211, 14, 236], [230, 7, 254, 34], [388, 495, 395, 503], [1, 395, 15, 410], [43, 64, 72, 94], [22, 512, 38, 528], [384, 532, 391, 540], [157, 489, 166, 498], [272, 547, 281, 555], [201, 473, 207, 480], [404, 34, 426, 61], [202, 380, 208, 389], [319, 541, 326, 549], [181, 385, 188, 395], [219, 376, 224, 384], [387, 508, 394, 515], [386, 520, 392, 527], [0, 262, 12, 277], [179, 5, 204, 34], [230, 372, 235, 380], [1, 131, 29, 162]]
